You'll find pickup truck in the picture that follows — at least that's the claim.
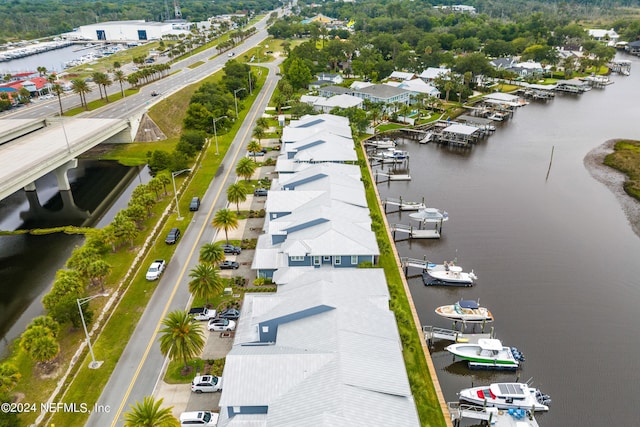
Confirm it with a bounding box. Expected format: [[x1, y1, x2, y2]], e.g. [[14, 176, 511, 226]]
[[189, 307, 217, 321], [145, 259, 166, 280]]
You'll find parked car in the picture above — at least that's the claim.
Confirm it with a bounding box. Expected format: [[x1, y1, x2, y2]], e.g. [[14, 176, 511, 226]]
[[221, 243, 241, 254], [189, 307, 217, 321], [145, 259, 166, 280], [165, 227, 180, 244], [189, 196, 200, 211], [254, 188, 268, 197], [218, 308, 240, 320], [191, 375, 222, 393], [247, 148, 267, 157], [208, 318, 236, 331], [179, 410, 219, 426], [219, 260, 239, 270]]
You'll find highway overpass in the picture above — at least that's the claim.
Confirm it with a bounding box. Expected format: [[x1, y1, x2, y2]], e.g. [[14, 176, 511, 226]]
[[0, 117, 132, 203]]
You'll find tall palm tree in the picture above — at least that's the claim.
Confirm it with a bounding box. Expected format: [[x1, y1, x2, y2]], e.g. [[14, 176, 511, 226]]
[[71, 78, 91, 110], [212, 208, 238, 244], [226, 183, 247, 213], [252, 126, 265, 144], [51, 83, 64, 116], [247, 140, 263, 163], [114, 70, 126, 97], [199, 242, 225, 265], [124, 396, 179, 427], [189, 263, 224, 304], [235, 157, 256, 181], [158, 310, 205, 370]]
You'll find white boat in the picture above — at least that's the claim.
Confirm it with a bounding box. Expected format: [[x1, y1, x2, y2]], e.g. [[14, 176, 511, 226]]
[[399, 200, 425, 211], [409, 207, 448, 223], [424, 261, 477, 286], [446, 338, 525, 369], [458, 382, 551, 412], [374, 148, 409, 163], [435, 299, 493, 322], [364, 138, 396, 149]]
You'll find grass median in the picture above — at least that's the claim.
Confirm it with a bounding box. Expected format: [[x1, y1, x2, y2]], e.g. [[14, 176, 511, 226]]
[[41, 67, 268, 427]]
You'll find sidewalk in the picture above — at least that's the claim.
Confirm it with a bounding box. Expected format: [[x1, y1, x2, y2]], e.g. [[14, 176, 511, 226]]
[[155, 150, 276, 418]]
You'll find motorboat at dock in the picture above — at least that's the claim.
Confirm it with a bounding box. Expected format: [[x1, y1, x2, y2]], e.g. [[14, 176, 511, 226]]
[[446, 338, 525, 369], [458, 382, 551, 412], [435, 299, 493, 322], [423, 261, 477, 286]]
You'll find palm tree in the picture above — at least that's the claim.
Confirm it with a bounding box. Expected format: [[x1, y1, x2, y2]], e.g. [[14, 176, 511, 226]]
[[189, 263, 224, 304], [0, 362, 21, 394], [227, 183, 247, 213], [71, 78, 91, 109], [247, 140, 263, 162], [252, 126, 265, 144], [235, 157, 256, 181], [114, 70, 126, 97], [199, 242, 225, 265], [124, 396, 179, 427], [158, 310, 205, 370], [51, 83, 64, 116], [212, 208, 238, 244]]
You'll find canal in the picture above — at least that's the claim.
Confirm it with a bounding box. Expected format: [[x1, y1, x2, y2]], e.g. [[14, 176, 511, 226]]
[[0, 159, 149, 356], [377, 54, 640, 426]]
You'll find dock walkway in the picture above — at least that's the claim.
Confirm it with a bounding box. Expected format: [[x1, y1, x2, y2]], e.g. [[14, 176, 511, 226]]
[[448, 402, 540, 427]]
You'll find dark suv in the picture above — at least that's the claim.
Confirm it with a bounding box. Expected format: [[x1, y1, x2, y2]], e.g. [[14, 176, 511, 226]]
[[221, 243, 241, 254], [189, 197, 201, 211], [254, 188, 268, 197], [165, 227, 181, 244]]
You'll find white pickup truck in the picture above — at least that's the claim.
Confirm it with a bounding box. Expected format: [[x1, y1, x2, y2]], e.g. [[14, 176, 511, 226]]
[[189, 307, 217, 321], [145, 259, 166, 280]]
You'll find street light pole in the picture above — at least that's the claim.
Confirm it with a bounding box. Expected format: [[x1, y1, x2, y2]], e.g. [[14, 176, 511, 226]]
[[212, 115, 228, 156], [77, 293, 109, 369], [171, 168, 191, 220], [233, 88, 246, 119]]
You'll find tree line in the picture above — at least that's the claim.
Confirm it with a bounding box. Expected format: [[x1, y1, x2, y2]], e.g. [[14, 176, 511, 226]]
[[0, 0, 281, 42]]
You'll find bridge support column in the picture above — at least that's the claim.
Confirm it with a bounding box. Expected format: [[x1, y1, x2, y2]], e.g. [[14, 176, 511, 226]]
[[53, 159, 77, 191]]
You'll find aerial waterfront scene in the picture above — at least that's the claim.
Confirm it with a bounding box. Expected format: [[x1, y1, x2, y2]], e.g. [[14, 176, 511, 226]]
[[1, 1, 640, 426]]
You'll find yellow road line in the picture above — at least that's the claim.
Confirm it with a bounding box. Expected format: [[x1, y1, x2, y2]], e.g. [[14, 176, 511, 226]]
[[110, 72, 276, 426]]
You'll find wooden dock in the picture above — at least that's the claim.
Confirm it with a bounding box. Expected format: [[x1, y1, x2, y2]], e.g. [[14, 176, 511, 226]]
[[391, 223, 441, 240], [422, 325, 494, 347], [383, 197, 425, 213], [375, 172, 411, 182], [448, 402, 540, 427]]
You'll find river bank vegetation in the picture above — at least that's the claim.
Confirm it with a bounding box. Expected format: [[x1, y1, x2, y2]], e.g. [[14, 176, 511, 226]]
[[604, 140, 640, 201]]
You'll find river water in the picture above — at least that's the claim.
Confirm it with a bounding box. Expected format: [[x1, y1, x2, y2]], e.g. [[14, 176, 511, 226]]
[[0, 160, 149, 355], [377, 54, 640, 426], [0, 44, 109, 74]]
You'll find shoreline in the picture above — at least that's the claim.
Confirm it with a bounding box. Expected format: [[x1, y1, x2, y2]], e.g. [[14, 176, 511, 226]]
[[583, 139, 640, 238]]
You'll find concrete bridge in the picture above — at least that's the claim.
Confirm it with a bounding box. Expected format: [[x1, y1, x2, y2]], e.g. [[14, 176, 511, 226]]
[[0, 116, 137, 216]]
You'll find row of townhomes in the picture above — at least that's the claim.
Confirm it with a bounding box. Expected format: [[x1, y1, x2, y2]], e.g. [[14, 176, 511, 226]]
[[304, 68, 446, 113], [217, 114, 421, 426]]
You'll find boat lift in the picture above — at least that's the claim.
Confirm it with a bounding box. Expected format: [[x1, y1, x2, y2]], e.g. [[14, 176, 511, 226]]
[[422, 325, 494, 349], [383, 197, 425, 213], [447, 402, 540, 427], [375, 171, 412, 183]]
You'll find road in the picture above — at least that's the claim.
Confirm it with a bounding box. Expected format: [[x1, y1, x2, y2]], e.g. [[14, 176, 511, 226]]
[[3, 12, 276, 121], [85, 27, 284, 427]]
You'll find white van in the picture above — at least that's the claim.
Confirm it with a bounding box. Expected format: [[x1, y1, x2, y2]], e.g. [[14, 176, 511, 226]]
[[180, 411, 219, 426]]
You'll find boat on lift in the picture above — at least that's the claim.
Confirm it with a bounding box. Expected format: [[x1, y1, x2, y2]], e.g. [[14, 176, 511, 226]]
[[423, 261, 477, 286], [435, 299, 492, 322], [458, 382, 551, 412], [446, 338, 525, 369]]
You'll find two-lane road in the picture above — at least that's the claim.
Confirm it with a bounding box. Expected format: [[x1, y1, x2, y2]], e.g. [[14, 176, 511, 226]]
[[86, 46, 284, 427]]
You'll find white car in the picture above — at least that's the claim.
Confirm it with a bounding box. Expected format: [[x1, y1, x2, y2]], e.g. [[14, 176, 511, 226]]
[[180, 410, 219, 426], [191, 375, 222, 393], [207, 318, 236, 331], [145, 259, 166, 280]]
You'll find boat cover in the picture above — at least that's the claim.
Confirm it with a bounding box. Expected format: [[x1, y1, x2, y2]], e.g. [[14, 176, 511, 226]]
[[458, 300, 479, 309]]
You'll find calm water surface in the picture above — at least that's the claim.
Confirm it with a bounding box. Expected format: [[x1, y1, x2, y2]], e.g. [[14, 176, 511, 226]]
[[378, 55, 640, 426]]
